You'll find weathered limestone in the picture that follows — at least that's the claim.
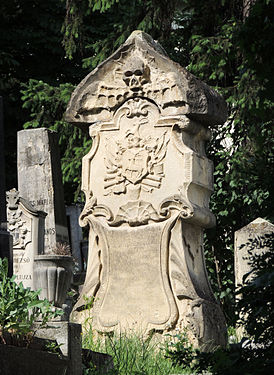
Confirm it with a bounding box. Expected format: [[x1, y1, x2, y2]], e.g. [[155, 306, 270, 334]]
[[6, 188, 46, 289], [66, 31, 227, 348], [17, 128, 69, 253], [0, 97, 13, 276], [235, 217, 274, 289], [234, 218, 274, 339]]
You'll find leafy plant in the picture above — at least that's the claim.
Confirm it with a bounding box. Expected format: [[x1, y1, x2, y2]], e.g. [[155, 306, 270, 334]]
[[53, 241, 72, 256], [164, 329, 198, 370], [82, 330, 187, 375], [0, 257, 63, 346]]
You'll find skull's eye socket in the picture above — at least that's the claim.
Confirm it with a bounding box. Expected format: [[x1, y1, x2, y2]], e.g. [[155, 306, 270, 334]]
[[134, 69, 143, 76], [124, 71, 132, 77]]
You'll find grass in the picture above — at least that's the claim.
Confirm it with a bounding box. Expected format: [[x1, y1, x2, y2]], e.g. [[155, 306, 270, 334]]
[[82, 327, 193, 375]]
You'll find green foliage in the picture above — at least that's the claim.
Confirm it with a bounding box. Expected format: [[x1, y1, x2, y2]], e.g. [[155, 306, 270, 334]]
[[62, 0, 179, 68], [164, 330, 198, 370], [0, 258, 62, 344], [82, 330, 187, 375], [164, 0, 274, 323]]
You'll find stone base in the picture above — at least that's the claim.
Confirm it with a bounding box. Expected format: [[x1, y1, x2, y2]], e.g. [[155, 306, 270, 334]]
[[34, 321, 82, 375]]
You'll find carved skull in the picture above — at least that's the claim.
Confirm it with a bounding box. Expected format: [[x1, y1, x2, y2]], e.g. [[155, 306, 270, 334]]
[[123, 57, 150, 91]]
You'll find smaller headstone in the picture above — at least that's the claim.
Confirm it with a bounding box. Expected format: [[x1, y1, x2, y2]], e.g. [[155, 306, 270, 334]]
[[6, 188, 46, 289], [17, 128, 69, 253], [234, 217, 274, 288], [234, 217, 274, 339], [66, 205, 83, 270]]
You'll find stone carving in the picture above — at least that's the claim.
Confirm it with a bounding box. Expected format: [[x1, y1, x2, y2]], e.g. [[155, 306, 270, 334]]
[[104, 99, 169, 196], [6, 188, 46, 289], [7, 189, 29, 249], [66, 31, 227, 348]]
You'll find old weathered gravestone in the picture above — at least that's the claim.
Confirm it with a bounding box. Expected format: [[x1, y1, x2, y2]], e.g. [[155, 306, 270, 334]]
[[235, 217, 274, 289], [234, 218, 274, 339], [6, 188, 46, 289], [17, 128, 69, 253], [66, 31, 227, 348]]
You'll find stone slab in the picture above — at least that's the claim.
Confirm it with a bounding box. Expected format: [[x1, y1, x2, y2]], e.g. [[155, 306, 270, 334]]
[[6, 189, 46, 289], [17, 128, 69, 253], [234, 217, 274, 288]]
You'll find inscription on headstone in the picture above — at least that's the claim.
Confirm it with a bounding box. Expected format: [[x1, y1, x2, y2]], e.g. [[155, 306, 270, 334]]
[[6, 188, 46, 289], [17, 128, 69, 253]]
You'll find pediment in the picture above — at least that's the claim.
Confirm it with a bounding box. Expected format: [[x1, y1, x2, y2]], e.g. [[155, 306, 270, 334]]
[[65, 31, 227, 128]]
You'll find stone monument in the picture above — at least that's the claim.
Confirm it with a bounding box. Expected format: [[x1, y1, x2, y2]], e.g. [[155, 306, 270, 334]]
[[66, 31, 227, 348], [235, 217, 274, 289], [6, 188, 46, 289], [17, 128, 69, 253]]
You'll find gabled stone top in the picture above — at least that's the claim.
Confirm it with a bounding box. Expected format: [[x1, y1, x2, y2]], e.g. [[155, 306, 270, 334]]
[[65, 30, 227, 128], [235, 217, 274, 234]]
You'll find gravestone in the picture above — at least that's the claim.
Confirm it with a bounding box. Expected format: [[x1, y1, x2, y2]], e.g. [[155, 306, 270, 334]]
[[235, 217, 274, 289], [6, 188, 46, 289], [66, 31, 227, 348], [66, 205, 83, 270], [17, 128, 69, 253], [0, 96, 13, 275]]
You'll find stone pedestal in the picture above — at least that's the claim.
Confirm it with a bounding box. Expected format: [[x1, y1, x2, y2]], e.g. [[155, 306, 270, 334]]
[[66, 31, 227, 348], [17, 128, 69, 253], [34, 254, 73, 309], [6, 189, 46, 289]]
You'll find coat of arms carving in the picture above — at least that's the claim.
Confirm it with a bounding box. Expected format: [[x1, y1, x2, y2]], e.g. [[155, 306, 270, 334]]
[[104, 99, 169, 196]]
